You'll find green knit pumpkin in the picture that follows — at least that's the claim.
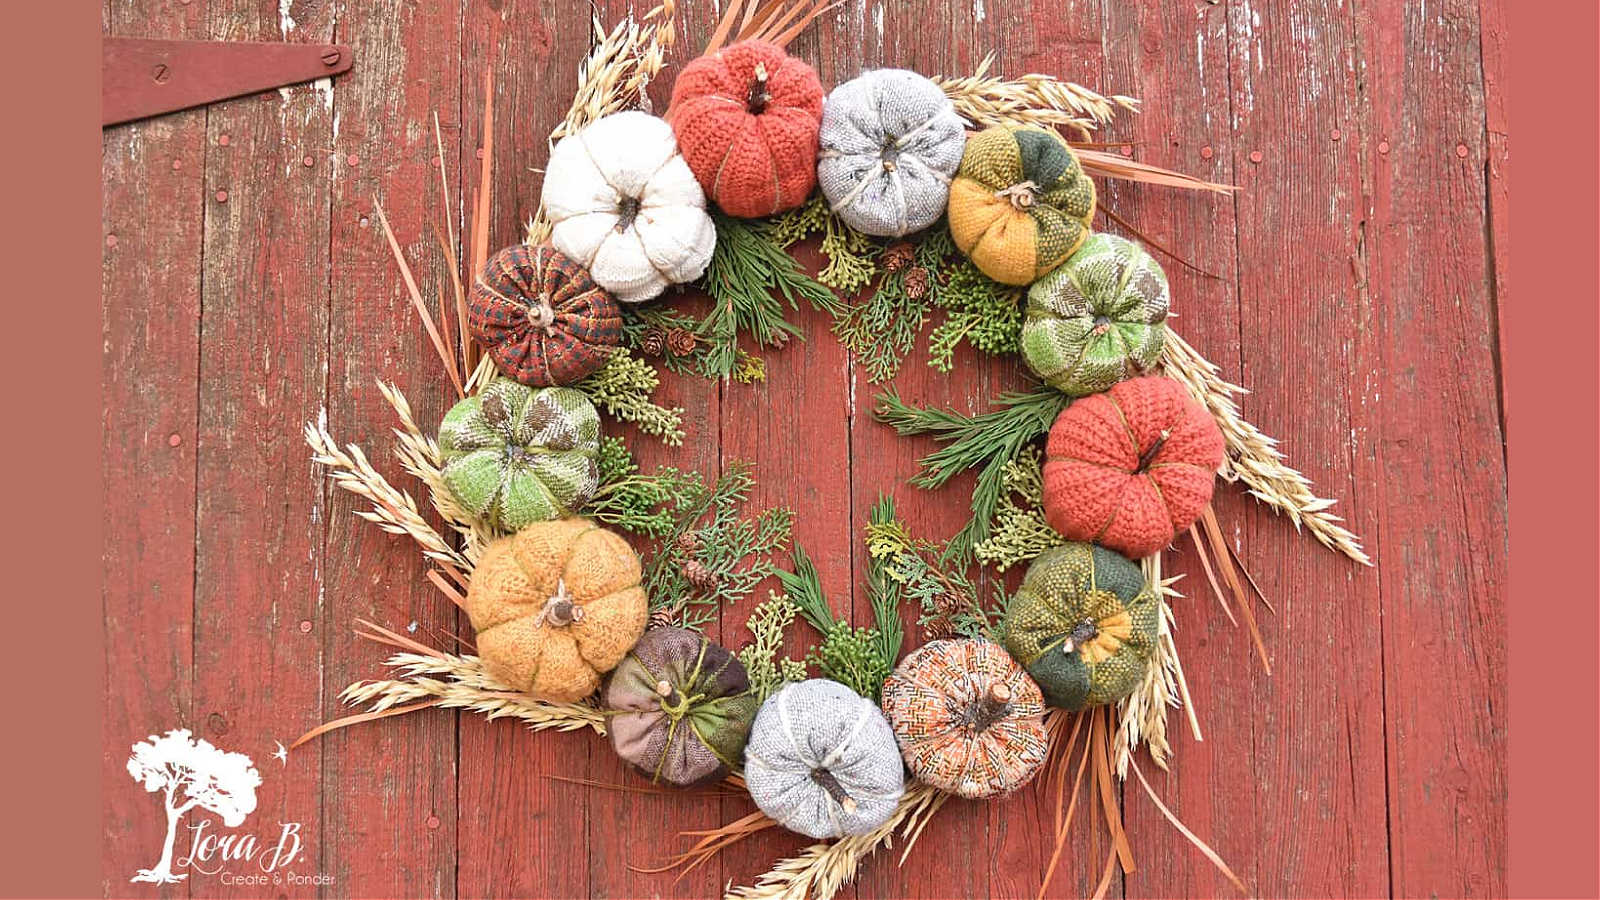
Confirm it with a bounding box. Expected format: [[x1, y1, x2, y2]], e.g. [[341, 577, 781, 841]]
[[1002, 542, 1158, 710], [1021, 234, 1169, 397], [947, 125, 1097, 286], [437, 378, 601, 531]]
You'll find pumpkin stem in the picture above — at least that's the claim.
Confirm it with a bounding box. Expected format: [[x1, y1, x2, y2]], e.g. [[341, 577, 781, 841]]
[[530, 291, 558, 336], [967, 683, 1014, 733], [995, 180, 1040, 211], [1061, 619, 1099, 654], [615, 196, 642, 233], [1092, 314, 1112, 336], [536, 579, 585, 628], [1135, 429, 1172, 473], [746, 62, 771, 114], [809, 768, 858, 815]]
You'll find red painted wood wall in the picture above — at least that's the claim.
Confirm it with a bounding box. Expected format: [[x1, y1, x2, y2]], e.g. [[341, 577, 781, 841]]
[[102, 0, 1508, 896]]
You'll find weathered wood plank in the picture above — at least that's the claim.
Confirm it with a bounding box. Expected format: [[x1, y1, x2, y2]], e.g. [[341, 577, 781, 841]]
[[315, 0, 462, 896], [101, 0, 209, 890], [1353, 0, 1508, 895]]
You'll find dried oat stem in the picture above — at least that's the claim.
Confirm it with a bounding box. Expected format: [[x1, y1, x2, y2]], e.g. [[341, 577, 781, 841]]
[[377, 379, 499, 564], [1162, 329, 1373, 566], [724, 783, 948, 900], [934, 53, 1140, 139], [1114, 555, 1198, 778], [339, 652, 607, 734]]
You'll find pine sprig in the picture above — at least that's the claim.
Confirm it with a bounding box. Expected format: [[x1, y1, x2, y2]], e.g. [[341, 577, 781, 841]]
[[776, 544, 894, 701], [830, 230, 957, 383], [873, 387, 1068, 561], [865, 500, 1007, 642], [863, 495, 906, 665]]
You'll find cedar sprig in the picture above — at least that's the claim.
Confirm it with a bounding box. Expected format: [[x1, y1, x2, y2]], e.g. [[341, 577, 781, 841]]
[[973, 446, 1066, 570], [874, 387, 1069, 561], [644, 462, 795, 631], [777, 544, 894, 701], [574, 348, 686, 445], [926, 261, 1025, 372], [865, 503, 1007, 643], [768, 195, 878, 294], [831, 229, 958, 383], [1161, 330, 1372, 565], [737, 592, 809, 703], [583, 437, 702, 537]]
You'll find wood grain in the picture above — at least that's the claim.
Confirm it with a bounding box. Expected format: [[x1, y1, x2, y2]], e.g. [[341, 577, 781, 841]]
[[100, 0, 1508, 897]]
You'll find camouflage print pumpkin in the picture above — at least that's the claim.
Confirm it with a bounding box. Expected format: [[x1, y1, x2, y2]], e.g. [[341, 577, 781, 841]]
[[1002, 543, 1158, 711], [465, 517, 649, 702], [1021, 234, 1168, 396], [947, 125, 1097, 285], [604, 627, 759, 787], [437, 379, 601, 532], [881, 638, 1048, 799]]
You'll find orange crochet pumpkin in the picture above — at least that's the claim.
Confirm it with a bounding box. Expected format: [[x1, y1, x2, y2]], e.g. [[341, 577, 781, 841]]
[[1042, 376, 1225, 559], [464, 518, 649, 702], [666, 40, 824, 218]]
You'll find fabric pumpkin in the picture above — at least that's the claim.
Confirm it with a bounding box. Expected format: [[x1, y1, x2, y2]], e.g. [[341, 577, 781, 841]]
[[744, 679, 905, 839], [542, 111, 716, 304], [465, 517, 649, 703], [881, 638, 1048, 799], [947, 125, 1097, 285], [1021, 233, 1168, 396], [667, 40, 824, 218], [604, 627, 759, 787], [469, 243, 623, 387], [1002, 542, 1158, 711], [1042, 376, 1224, 559], [437, 379, 601, 532], [816, 68, 966, 237]]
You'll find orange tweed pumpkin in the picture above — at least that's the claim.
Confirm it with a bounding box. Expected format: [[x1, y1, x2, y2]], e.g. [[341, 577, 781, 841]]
[[666, 40, 824, 218], [1042, 376, 1225, 559], [464, 518, 649, 702]]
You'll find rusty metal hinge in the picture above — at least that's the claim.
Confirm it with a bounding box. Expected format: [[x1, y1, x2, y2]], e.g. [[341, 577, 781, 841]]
[[102, 37, 354, 127]]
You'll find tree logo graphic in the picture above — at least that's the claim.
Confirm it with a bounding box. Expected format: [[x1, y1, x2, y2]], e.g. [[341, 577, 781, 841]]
[[126, 729, 263, 884]]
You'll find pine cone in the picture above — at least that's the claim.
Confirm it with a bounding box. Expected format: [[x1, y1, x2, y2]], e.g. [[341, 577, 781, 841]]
[[674, 530, 702, 554], [903, 266, 931, 300], [648, 606, 678, 630], [666, 327, 698, 358], [641, 328, 667, 357], [681, 559, 719, 593], [881, 241, 915, 273], [922, 615, 956, 640]]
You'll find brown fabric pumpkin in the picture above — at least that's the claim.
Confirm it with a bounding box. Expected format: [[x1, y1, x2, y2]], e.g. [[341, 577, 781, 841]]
[[468, 244, 623, 387], [464, 517, 649, 702], [880, 638, 1048, 798]]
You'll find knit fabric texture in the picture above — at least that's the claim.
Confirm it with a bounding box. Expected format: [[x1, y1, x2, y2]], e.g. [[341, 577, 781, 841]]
[[947, 125, 1097, 285], [1002, 542, 1158, 710], [604, 627, 758, 788], [1042, 376, 1224, 559], [543, 111, 716, 304], [880, 639, 1048, 799], [816, 68, 966, 237], [465, 518, 649, 703], [469, 243, 624, 387], [667, 40, 824, 218], [1021, 233, 1168, 396], [437, 378, 602, 532], [744, 679, 906, 839]]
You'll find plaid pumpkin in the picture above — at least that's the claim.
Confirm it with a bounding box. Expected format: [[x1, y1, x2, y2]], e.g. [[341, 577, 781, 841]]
[[469, 244, 623, 387], [947, 125, 1097, 285]]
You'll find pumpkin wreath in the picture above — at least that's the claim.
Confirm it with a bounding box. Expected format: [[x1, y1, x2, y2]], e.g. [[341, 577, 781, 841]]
[[297, 2, 1372, 898]]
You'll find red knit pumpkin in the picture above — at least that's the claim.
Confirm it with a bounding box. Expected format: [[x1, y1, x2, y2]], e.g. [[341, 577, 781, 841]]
[[666, 40, 824, 218], [469, 244, 623, 387], [1042, 376, 1225, 559]]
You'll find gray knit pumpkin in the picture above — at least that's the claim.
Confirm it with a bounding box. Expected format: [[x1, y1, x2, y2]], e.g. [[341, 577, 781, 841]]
[[437, 379, 601, 531], [743, 679, 905, 839], [816, 69, 965, 237]]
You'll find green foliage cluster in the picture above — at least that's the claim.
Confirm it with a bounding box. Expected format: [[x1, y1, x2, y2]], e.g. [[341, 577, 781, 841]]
[[643, 461, 794, 632], [776, 544, 897, 702], [736, 592, 808, 703], [574, 349, 686, 445], [830, 230, 956, 383], [973, 446, 1067, 571], [585, 437, 701, 537], [865, 502, 1010, 643], [874, 387, 1068, 561], [768, 195, 877, 294], [926, 261, 1025, 372]]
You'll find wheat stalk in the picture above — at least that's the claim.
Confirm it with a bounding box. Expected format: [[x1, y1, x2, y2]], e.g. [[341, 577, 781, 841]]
[[341, 652, 607, 734], [1114, 555, 1195, 778], [934, 53, 1139, 139], [376, 379, 501, 566], [1162, 330, 1373, 566], [725, 782, 947, 900]]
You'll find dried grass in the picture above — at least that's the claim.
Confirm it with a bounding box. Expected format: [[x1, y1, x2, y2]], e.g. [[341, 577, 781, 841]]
[[1163, 329, 1373, 566], [1114, 554, 1197, 778], [934, 53, 1138, 139]]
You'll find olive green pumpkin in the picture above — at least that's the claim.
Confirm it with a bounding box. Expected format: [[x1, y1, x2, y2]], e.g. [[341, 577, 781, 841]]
[[1002, 542, 1158, 710], [947, 125, 1097, 285], [437, 378, 601, 532], [1021, 233, 1168, 397]]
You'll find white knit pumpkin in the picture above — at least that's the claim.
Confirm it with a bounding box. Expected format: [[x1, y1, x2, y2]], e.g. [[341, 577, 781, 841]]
[[542, 111, 716, 304], [743, 679, 905, 839]]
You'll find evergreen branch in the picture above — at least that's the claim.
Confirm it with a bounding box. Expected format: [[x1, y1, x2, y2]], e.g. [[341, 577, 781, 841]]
[[575, 349, 686, 445], [864, 495, 905, 666]]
